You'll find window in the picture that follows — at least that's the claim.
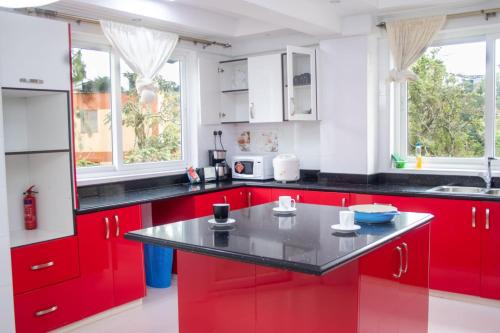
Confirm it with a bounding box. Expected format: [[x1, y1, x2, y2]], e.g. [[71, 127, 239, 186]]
[[406, 41, 486, 158], [72, 43, 189, 181], [396, 35, 500, 169], [119, 59, 182, 164], [72, 48, 112, 167]]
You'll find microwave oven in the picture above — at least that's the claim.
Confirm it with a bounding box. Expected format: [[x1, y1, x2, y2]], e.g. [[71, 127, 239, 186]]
[[231, 155, 274, 180]]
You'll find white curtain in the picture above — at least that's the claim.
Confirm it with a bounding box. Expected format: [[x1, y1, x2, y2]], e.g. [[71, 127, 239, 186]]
[[386, 15, 446, 82], [100, 20, 179, 104]]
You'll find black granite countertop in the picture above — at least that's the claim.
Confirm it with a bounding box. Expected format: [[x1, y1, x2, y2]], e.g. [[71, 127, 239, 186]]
[[77, 178, 500, 214], [125, 202, 433, 275]]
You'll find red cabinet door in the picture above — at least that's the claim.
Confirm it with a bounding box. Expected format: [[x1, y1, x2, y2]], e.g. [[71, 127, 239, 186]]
[[11, 236, 80, 294], [318, 191, 349, 207], [14, 278, 83, 333], [225, 188, 248, 210], [272, 189, 349, 207], [246, 187, 272, 206], [152, 196, 197, 225], [398, 223, 430, 333], [359, 237, 402, 333], [194, 191, 231, 217], [480, 201, 500, 300], [177, 250, 256, 333], [76, 210, 115, 317], [111, 205, 146, 306]]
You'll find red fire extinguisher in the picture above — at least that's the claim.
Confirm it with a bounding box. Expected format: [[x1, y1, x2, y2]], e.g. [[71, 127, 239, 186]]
[[24, 186, 38, 230]]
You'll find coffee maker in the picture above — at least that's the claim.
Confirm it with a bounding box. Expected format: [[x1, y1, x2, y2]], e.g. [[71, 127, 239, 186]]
[[209, 131, 231, 181]]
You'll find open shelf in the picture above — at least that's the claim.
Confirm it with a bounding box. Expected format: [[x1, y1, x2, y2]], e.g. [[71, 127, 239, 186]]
[[10, 229, 72, 248]]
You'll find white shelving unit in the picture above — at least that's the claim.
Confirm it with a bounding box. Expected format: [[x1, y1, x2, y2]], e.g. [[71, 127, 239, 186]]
[[219, 58, 250, 123], [1, 88, 74, 248]]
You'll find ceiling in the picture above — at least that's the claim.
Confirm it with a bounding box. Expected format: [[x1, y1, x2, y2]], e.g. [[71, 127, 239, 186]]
[[40, 0, 498, 41]]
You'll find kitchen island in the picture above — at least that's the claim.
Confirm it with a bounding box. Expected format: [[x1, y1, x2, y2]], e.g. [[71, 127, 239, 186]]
[[126, 202, 433, 333]]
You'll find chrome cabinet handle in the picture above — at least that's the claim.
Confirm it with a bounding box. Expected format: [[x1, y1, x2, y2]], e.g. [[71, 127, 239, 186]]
[[31, 261, 54, 271], [472, 207, 476, 228], [402, 242, 409, 274], [341, 198, 346, 207], [486, 208, 490, 230], [223, 195, 227, 204], [35, 305, 58, 317], [248, 192, 252, 207], [250, 102, 255, 119], [104, 217, 110, 240], [393, 246, 403, 279], [290, 97, 295, 115], [296, 194, 301, 202], [114, 215, 120, 237]]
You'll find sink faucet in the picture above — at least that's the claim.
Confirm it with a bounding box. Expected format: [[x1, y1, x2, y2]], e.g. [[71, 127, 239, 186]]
[[482, 157, 498, 189]]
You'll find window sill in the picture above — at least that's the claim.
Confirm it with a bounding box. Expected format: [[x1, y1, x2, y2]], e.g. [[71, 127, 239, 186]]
[[76, 168, 187, 187], [384, 166, 496, 177]]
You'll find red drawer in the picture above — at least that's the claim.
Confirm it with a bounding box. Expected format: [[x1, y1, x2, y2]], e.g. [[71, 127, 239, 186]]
[[11, 236, 80, 294], [14, 278, 83, 333]]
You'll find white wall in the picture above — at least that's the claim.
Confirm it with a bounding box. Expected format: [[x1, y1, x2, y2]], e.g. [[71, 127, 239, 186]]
[[0, 92, 16, 333], [318, 35, 379, 174]]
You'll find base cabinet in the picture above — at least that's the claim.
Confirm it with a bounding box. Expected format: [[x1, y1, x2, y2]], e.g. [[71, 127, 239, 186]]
[[77, 205, 145, 318], [350, 194, 500, 299], [177, 223, 430, 333], [14, 278, 83, 333], [358, 223, 430, 333]]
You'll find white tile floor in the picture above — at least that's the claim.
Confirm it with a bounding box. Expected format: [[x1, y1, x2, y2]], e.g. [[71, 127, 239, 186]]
[[60, 283, 500, 333]]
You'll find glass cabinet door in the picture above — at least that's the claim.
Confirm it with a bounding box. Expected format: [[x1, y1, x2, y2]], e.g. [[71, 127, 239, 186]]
[[286, 46, 317, 121]]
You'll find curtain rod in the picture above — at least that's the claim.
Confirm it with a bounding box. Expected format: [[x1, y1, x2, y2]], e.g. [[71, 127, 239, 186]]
[[376, 7, 499, 28], [17, 8, 232, 48]]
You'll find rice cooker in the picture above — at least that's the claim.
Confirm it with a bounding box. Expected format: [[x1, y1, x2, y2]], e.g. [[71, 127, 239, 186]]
[[273, 154, 300, 183]]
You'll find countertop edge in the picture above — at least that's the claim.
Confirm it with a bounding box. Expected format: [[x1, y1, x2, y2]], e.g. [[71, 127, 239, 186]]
[[76, 180, 500, 214], [124, 214, 433, 275]]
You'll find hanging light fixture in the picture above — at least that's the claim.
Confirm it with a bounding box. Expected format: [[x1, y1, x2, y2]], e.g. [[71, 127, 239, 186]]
[[0, 0, 58, 8]]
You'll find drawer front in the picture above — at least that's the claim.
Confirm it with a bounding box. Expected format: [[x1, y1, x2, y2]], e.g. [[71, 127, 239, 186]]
[[11, 236, 80, 294], [14, 278, 83, 333]]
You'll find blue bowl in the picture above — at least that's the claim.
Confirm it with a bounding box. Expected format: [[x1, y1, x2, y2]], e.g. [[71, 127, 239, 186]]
[[354, 211, 399, 224]]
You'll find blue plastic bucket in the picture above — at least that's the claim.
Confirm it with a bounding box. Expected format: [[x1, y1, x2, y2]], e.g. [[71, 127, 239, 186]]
[[143, 244, 173, 288]]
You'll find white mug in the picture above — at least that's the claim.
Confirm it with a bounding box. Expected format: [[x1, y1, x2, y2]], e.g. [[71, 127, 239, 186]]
[[278, 196, 296, 210], [339, 211, 355, 228]]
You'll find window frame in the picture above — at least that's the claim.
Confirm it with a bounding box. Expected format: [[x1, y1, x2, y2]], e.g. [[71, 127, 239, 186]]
[[395, 33, 498, 170], [72, 39, 192, 185]]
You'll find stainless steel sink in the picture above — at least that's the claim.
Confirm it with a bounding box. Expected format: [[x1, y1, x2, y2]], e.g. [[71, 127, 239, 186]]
[[427, 186, 486, 194]]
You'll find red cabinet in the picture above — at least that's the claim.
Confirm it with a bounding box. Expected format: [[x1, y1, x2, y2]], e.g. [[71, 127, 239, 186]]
[[246, 187, 272, 206], [194, 189, 247, 217], [359, 223, 430, 333], [271, 188, 349, 207], [255, 263, 359, 333], [152, 196, 197, 226], [77, 205, 145, 318], [479, 201, 500, 300], [11, 236, 80, 294], [14, 278, 83, 333], [177, 251, 256, 333], [351, 194, 484, 297]]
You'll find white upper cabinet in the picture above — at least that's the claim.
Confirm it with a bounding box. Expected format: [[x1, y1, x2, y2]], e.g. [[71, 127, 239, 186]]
[[0, 12, 70, 91], [248, 54, 283, 123], [285, 46, 317, 121], [199, 55, 222, 125]]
